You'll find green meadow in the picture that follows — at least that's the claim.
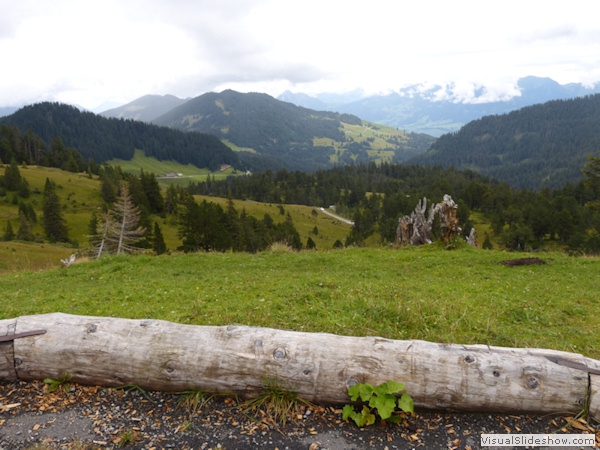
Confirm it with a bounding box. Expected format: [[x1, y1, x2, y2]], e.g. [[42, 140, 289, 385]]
[[1, 164, 599, 361], [2, 245, 598, 360]]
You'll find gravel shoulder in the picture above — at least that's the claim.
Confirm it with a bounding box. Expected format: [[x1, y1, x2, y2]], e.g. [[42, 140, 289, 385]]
[[1, 380, 598, 450]]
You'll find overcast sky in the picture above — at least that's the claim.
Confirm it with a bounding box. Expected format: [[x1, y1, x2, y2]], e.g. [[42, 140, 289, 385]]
[[1, 0, 599, 110]]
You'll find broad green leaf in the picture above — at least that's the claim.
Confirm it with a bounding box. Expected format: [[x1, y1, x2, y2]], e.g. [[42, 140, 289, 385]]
[[348, 382, 374, 402], [374, 380, 405, 396], [360, 405, 376, 426], [369, 394, 396, 420], [342, 404, 355, 421], [398, 393, 414, 413]]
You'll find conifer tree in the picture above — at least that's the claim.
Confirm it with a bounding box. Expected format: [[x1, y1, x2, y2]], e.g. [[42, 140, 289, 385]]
[[3, 158, 22, 191], [152, 222, 167, 255], [42, 178, 69, 242], [140, 170, 165, 214], [2, 220, 14, 241], [16, 213, 34, 241]]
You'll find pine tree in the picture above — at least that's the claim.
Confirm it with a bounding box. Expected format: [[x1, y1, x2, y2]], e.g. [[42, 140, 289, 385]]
[[152, 222, 167, 255], [140, 170, 165, 214], [42, 178, 69, 242], [582, 153, 600, 211], [87, 212, 101, 248], [3, 158, 22, 191], [2, 220, 14, 241], [16, 213, 34, 241]]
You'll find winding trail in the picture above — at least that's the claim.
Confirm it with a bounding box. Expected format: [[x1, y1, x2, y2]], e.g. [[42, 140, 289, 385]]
[[319, 207, 354, 225]]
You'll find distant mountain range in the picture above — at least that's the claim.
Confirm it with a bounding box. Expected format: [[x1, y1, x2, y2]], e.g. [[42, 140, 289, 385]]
[[95, 76, 600, 138], [99, 94, 189, 122], [278, 77, 600, 136], [0, 106, 18, 118], [3, 80, 600, 190], [0, 92, 434, 174], [150, 89, 434, 172]]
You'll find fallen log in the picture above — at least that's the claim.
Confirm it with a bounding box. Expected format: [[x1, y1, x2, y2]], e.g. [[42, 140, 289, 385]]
[[1, 313, 599, 420]]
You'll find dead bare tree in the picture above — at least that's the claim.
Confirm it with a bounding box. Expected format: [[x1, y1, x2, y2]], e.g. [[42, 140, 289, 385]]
[[93, 186, 146, 258], [435, 194, 461, 245], [396, 195, 465, 247], [396, 197, 436, 246], [466, 227, 478, 247]]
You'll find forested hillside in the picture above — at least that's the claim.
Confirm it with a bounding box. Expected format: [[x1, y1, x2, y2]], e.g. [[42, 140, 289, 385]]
[[409, 94, 600, 190], [190, 160, 600, 253], [0, 103, 239, 171], [153, 90, 435, 172]]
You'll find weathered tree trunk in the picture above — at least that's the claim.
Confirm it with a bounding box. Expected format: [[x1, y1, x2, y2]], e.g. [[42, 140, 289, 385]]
[[1, 313, 599, 420], [435, 194, 461, 245]]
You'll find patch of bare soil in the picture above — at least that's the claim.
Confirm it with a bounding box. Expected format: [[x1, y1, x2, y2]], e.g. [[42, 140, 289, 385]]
[[499, 257, 547, 267]]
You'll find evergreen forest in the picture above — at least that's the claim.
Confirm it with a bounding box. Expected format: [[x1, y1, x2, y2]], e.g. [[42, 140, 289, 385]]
[[410, 94, 600, 190], [0, 103, 239, 171]]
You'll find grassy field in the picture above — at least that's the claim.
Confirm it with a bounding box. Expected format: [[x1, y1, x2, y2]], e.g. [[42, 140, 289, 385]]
[[106, 149, 238, 187], [2, 245, 598, 359], [0, 165, 354, 274], [315, 121, 412, 164]]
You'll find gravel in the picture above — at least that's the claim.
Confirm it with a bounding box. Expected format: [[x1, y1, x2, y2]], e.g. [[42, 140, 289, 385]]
[[1, 380, 598, 449]]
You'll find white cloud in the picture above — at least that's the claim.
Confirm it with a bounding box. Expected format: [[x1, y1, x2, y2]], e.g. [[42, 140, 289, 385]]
[[0, 0, 599, 108]]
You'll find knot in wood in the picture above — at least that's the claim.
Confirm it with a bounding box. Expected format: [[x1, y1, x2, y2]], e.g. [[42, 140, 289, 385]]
[[86, 324, 97, 333], [492, 370, 501, 377], [347, 378, 359, 387], [14, 358, 22, 366], [273, 348, 286, 360], [464, 355, 475, 363], [527, 377, 539, 389], [166, 367, 174, 373], [254, 340, 263, 347]]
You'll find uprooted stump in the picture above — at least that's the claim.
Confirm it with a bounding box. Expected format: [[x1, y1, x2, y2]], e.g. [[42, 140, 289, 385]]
[[500, 257, 547, 267], [1, 313, 599, 421]]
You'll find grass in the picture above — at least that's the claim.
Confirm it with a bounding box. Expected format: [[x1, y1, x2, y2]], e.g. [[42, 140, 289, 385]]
[[1, 245, 599, 359], [317, 121, 411, 164], [0, 241, 76, 275], [0, 165, 353, 271], [105, 149, 239, 187], [240, 377, 314, 426]]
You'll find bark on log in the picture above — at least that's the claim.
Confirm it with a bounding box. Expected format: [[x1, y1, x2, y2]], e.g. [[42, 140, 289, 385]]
[[1, 313, 599, 420]]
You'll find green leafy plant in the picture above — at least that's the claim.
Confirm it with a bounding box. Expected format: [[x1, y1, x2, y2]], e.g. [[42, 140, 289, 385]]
[[342, 380, 414, 427], [43, 372, 72, 393], [241, 377, 314, 426]]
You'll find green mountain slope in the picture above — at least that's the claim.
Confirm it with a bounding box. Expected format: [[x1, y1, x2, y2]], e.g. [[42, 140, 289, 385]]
[[409, 94, 600, 190], [153, 90, 435, 172], [0, 102, 239, 171]]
